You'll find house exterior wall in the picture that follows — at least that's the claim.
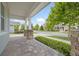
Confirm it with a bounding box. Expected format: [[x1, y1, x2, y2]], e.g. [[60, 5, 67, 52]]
[[0, 2, 9, 55], [9, 25, 14, 33], [54, 24, 69, 32], [0, 3, 1, 31]]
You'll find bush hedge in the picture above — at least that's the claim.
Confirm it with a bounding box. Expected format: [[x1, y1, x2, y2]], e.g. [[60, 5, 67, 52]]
[[35, 36, 71, 56]]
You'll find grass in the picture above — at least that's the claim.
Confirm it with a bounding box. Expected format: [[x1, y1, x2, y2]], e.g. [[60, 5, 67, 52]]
[[50, 36, 69, 41], [35, 36, 71, 56]]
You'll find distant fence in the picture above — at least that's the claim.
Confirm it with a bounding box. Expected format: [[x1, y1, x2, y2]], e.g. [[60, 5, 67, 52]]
[[70, 29, 79, 56]]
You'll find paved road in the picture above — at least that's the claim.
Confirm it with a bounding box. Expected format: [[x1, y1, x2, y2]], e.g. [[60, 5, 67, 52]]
[[34, 31, 70, 44], [34, 31, 68, 37]]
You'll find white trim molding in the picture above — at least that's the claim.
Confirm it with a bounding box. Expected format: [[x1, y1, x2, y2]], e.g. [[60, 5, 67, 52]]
[[30, 2, 49, 17]]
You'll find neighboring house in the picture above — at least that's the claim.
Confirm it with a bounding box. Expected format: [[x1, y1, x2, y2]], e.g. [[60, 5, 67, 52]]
[[54, 23, 79, 32], [54, 23, 69, 32], [9, 21, 21, 33], [9, 25, 14, 33]]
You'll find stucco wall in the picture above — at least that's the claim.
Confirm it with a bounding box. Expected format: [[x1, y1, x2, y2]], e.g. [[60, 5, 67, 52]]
[[0, 2, 9, 55], [0, 3, 1, 31], [0, 32, 9, 54]]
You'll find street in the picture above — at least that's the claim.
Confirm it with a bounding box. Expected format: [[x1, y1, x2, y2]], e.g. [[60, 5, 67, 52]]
[[34, 31, 68, 37]]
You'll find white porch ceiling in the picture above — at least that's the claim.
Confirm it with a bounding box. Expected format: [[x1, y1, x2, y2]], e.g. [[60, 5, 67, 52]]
[[7, 2, 49, 20]]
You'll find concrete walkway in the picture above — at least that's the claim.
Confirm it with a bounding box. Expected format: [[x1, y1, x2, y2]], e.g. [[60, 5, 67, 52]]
[[1, 34, 63, 56]]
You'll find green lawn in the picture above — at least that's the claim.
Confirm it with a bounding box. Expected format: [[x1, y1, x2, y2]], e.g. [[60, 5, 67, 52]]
[[35, 36, 71, 56], [50, 36, 69, 41]]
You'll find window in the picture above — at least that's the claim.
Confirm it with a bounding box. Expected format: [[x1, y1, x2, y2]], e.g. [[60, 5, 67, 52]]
[[1, 3, 4, 31]]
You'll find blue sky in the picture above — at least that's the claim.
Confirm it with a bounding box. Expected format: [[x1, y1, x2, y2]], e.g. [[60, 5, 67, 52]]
[[31, 2, 55, 26], [10, 3, 55, 25]]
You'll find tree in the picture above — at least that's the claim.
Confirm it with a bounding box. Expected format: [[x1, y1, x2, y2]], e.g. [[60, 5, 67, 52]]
[[46, 2, 79, 31], [14, 24, 20, 33], [33, 24, 39, 30], [39, 25, 44, 31], [20, 24, 25, 32], [45, 18, 54, 31]]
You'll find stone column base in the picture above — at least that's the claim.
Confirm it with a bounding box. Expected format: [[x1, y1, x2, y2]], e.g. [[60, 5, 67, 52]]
[[24, 30, 33, 39]]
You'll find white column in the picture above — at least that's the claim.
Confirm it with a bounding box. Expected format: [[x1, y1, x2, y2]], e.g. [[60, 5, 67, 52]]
[[25, 18, 28, 30], [4, 7, 9, 32], [25, 17, 32, 30], [28, 17, 32, 30]]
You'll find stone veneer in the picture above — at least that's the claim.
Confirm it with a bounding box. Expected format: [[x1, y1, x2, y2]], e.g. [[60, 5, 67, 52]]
[[24, 30, 33, 39]]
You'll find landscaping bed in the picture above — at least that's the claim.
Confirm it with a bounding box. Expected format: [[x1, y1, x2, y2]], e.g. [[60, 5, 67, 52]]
[[35, 36, 71, 56]]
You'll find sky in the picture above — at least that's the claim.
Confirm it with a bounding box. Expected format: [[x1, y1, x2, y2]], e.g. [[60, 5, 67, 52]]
[[10, 2, 55, 25], [31, 2, 55, 26]]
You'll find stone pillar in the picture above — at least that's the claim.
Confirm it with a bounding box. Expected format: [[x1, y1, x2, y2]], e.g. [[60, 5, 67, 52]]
[[70, 29, 79, 56], [24, 17, 33, 39]]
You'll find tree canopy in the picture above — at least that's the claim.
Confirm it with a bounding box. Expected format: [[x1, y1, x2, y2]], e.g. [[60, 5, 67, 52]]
[[46, 2, 79, 31], [39, 25, 44, 31], [33, 24, 39, 30]]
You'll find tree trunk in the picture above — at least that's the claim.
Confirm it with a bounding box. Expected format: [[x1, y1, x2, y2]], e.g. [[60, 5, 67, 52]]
[[68, 24, 71, 38], [68, 23, 73, 56]]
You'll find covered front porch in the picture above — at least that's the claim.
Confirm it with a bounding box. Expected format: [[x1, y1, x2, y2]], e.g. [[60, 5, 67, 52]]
[[1, 34, 63, 56], [0, 2, 63, 56], [8, 2, 49, 39]]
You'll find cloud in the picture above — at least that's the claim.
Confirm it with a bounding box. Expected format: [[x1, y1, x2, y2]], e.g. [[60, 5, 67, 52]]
[[37, 18, 45, 26]]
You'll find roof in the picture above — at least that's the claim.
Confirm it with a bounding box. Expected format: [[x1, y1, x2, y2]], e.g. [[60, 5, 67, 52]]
[[3, 2, 49, 20]]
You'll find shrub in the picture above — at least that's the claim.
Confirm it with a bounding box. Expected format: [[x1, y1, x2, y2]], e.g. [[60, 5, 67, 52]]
[[14, 24, 20, 33], [35, 36, 71, 56]]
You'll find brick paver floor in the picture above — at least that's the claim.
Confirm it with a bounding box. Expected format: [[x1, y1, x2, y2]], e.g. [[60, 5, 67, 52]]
[[1, 34, 63, 56]]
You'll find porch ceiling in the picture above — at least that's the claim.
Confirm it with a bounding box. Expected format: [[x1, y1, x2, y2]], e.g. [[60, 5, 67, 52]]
[[7, 2, 49, 20]]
